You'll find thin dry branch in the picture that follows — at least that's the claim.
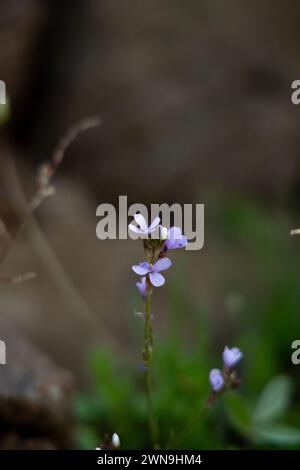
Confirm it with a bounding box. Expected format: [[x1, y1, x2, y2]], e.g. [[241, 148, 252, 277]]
[[0, 218, 36, 286], [31, 116, 101, 211], [0, 272, 36, 285], [0, 116, 101, 268]]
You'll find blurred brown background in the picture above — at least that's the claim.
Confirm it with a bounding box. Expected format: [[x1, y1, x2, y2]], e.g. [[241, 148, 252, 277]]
[[0, 0, 300, 383]]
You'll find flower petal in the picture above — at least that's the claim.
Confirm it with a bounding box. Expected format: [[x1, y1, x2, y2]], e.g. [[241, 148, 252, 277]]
[[149, 272, 165, 287], [132, 262, 150, 275], [153, 257, 172, 272], [223, 346, 243, 368], [165, 227, 187, 249], [134, 214, 148, 231], [148, 216, 160, 232], [209, 369, 224, 392], [180, 235, 188, 247], [129, 223, 142, 234], [159, 226, 168, 240], [168, 226, 182, 240], [136, 277, 147, 300]]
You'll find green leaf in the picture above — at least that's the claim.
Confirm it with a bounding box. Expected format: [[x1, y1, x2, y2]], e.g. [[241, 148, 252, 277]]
[[225, 392, 252, 434], [74, 425, 99, 450], [73, 394, 104, 422], [252, 375, 292, 424], [253, 425, 300, 446]]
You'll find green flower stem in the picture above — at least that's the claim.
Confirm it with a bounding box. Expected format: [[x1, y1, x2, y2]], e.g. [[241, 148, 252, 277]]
[[143, 280, 159, 448]]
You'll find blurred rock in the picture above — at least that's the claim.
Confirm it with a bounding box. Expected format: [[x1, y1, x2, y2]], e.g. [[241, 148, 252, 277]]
[[0, 322, 73, 449]]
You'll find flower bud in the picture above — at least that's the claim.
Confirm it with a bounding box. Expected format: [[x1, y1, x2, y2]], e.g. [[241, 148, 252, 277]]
[[112, 433, 120, 448], [223, 346, 243, 368], [159, 226, 168, 240], [209, 369, 224, 392]]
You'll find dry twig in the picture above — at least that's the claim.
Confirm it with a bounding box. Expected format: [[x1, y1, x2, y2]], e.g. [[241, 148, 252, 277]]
[[0, 117, 101, 268]]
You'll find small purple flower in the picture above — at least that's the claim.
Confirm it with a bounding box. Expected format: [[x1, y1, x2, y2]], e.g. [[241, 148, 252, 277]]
[[136, 276, 147, 300], [129, 213, 160, 236], [164, 227, 187, 251], [223, 346, 243, 369], [132, 258, 172, 287], [209, 369, 224, 392]]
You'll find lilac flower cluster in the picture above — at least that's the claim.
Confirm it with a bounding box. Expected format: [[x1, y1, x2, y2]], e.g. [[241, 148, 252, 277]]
[[209, 346, 243, 393], [129, 214, 187, 297]]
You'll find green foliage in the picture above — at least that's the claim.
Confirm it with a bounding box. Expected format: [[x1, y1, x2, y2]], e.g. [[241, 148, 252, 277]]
[[74, 340, 220, 450], [226, 375, 300, 447], [252, 375, 292, 424], [253, 425, 300, 446], [225, 392, 252, 435]]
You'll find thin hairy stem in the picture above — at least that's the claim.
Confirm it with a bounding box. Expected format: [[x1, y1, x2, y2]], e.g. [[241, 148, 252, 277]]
[[143, 282, 159, 448]]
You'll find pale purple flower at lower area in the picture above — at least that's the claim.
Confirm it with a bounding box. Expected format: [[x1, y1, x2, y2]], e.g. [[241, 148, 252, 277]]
[[136, 276, 147, 300], [223, 346, 243, 369], [209, 369, 224, 393], [163, 226, 187, 251], [132, 258, 172, 287], [129, 213, 160, 236], [209, 346, 243, 394]]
